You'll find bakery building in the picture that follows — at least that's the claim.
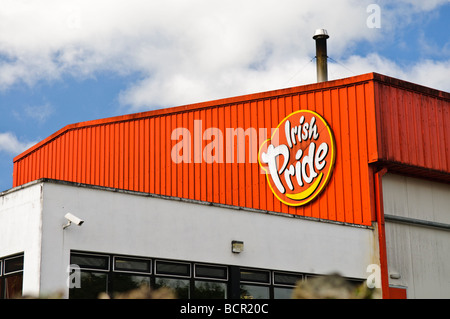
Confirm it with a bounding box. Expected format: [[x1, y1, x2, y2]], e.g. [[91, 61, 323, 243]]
[[1, 32, 449, 299]]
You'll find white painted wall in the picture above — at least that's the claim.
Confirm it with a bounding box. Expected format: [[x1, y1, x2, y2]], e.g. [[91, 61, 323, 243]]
[[2, 180, 378, 298], [382, 173, 450, 298], [0, 183, 43, 297]]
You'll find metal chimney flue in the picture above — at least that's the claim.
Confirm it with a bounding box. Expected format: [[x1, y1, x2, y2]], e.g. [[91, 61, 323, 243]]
[[313, 29, 329, 83]]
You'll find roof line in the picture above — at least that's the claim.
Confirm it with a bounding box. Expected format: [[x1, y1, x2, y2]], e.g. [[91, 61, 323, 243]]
[[13, 72, 377, 161], [13, 72, 449, 162]]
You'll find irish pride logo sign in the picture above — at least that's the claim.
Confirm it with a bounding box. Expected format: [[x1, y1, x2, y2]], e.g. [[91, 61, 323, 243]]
[[258, 110, 336, 206]]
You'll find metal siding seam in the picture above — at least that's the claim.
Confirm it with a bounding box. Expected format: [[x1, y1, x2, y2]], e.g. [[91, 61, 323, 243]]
[[164, 117, 169, 196], [257, 99, 267, 212], [114, 123, 119, 189], [16, 160, 20, 186], [200, 109, 207, 202], [348, 85, 362, 224], [313, 91, 324, 220], [404, 92, 415, 165], [166, 115, 173, 197], [86, 127, 92, 185], [187, 113, 194, 199], [128, 121, 134, 191], [444, 100, 450, 171], [211, 107, 220, 204], [54, 135, 59, 180], [218, 107, 226, 205], [421, 95, 433, 168], [271, 97, 282, 215], [392, 86, 401, 161], [331, 89, 345, 223], [65, 132, 70, 181], [228, 104, 239, 206], [285, 95, 296, 216], [105, 125, 109, 187], [365, 82, 378, 162], [250, 101, 260, 211], [108, 124, 113, 187], [193, 112, 200, 201], [159, 116, 164, 195], [435, 100, 446, 171], [97, 125, 101, 186], [277, 97, 289, 215], [341, 87, 353, 223], [244, 102, 252, 209], [205, 108, 213, 203], [68, 130, 74, 182], [149, 118, 154, 194], [82, 128, 87, 184], [176, 113, 182, 199], [323, 89, 335, 221], [429, 98, 440, 170], [357, 84, 372, 225], [138, 120, 143, 192], [264, 98, 272, 212], [302, 93, 312, 218], [92, 126, 97, 185]]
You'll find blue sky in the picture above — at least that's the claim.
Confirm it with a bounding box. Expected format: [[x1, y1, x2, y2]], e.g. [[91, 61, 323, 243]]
[[0, 0, 449, 192]]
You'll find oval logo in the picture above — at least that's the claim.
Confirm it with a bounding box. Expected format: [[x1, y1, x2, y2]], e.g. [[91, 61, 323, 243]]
[[258, 110, 336, 206]]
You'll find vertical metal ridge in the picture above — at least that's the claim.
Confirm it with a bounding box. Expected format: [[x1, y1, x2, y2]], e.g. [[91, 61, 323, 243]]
[[13, 78, 448, 226]]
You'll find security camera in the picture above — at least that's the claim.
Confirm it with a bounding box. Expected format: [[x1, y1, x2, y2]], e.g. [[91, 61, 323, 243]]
[[63, 213, 84, 229]]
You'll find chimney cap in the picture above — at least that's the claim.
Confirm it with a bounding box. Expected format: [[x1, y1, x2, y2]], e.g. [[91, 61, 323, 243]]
[[313, 29, 329, 40]]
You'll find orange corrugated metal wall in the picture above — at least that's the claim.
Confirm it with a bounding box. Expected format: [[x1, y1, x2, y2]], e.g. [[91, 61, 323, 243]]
[[13, 78, 379, 226], [375, 81, 450, 173]]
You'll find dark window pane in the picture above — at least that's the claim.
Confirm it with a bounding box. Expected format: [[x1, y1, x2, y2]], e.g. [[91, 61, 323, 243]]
[[156, 261, 190, 277], [240, 269, 270, 283], [240, 284, 269, 299], [112, 273, 150, 296], [4, 273, 23, 299], [4, 255, 24, 274], [114, 257, 151, 273], [69, 271, 108, 299], [273, 272, 303, 286], [154, 277, 189, 299], [71, 254, 109, 270], [195, 265, 227, 280], [193, 280, 227, 299]]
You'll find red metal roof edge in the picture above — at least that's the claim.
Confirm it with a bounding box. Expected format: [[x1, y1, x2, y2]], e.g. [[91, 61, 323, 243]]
[[13, 72, 449, 162], [371, 73, 450, 100], [372, 160, 450, 184]]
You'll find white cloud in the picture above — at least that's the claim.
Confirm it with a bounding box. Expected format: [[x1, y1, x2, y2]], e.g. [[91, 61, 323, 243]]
[[0, 132, 36, 155], [327, 53, 450, 92], [0, 0, 448, 111]]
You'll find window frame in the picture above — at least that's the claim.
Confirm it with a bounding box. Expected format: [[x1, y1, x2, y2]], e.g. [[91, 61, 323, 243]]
[[194, 263, 228, 282], [3, 255, 24, 276], [239, 268, 271, 285], [154, 259, 191, 278], [67, 251, 364, 300], [272, 271, 304, 287], [113, 256, 152, 275], [0, 253, 24, 300], [70, 252, 110, 272]]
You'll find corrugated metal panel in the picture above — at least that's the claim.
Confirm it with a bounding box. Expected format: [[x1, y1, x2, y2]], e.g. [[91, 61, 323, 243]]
[[12, 73, 387, 226], [374, 76, 450, 177]]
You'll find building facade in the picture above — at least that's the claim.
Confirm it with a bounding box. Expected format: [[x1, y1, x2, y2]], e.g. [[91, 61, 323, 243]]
[[1, 72, 449, 299]]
